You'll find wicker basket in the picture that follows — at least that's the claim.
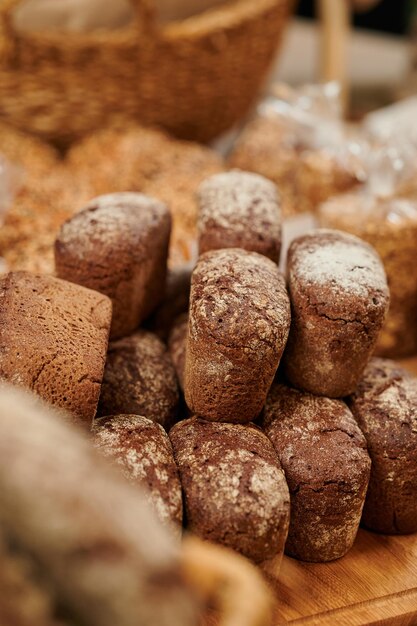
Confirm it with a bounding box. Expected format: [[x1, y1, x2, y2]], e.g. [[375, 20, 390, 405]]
[[0, 0, 292, 147]]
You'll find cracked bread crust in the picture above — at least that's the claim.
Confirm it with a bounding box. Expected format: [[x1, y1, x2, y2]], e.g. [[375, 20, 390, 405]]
[[184, 249, 291, 423], [97, 331, 179, 429], [170, 417, 290, 564], [0, 272, 111, 424], [55, 193, 171, 340], [197, 171, 282, 263], [348, 358, 417, 534], [262, 383, 371, 562], [93, 415, 182, 532], [284, 229, 389, 397]]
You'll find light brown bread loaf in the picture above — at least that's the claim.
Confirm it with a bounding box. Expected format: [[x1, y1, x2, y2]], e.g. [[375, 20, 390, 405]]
[[170, 417, 290, 572], [97, 330, 179, 428], [55, 192, 171, 339], [0, 385, 198, 626], [262, 383, 371, 562], [184, 249, 291, 423], [284, 229, 389, 397], [197, 171, 282, 263], [0, 271, 111, 424], [93, 414, 182, 530], [348, 358, 417, 534]]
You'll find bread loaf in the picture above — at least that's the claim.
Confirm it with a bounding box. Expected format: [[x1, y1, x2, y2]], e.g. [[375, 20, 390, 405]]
[[184, 249, 291, 423], [147, 264, 192, 341], [97, 330, 179, 428], [0, 271, 111, 424], [170, 417, 290, 571], [262, 383, 371, 562], [0, 385, 197, 626], [348, 358, 417, 534], [55, 192, 171, 339], [284, 229, 389, 397], [197, 171, 282, 263], [93, 414, 182, 530]]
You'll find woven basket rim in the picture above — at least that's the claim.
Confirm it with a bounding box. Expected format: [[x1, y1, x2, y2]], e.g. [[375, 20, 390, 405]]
[[6, 0, 289, 45]]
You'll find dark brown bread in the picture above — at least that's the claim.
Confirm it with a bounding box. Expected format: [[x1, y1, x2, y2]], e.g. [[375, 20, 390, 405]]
[[97, 330, 179, 428], [147, 264, 192, 341], [184, 249, 291, 423], [170, 417, 290, 565], [284, 229, 389, 397], [262, 383, 371, 562], [168, 313, 188, 391], [197, 171, 282, 263], [93, 414, 182, 531], [348, 358, 417, 534], [0, 385, 198, 626], [55, 192, 171, 340], [0, 271, 111, 425]]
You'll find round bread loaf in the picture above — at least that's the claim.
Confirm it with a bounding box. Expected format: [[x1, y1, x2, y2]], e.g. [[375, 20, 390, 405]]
[[97, 330, 179, 428], [284, 229, 389, 397], [168, 313, 188, 392], [0, 271, 111, 424], [93, 414, 182, 530], [262, 383, 371, 562], [184, 249, 291, 423], [170, 417, 290, 569], [197, 171, 282, 263], [348, 358, 417, 534], [55, 192, 171, 340]]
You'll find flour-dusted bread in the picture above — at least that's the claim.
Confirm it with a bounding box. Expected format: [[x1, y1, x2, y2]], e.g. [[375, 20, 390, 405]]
[[98, 330, 179, 428], [197, 171, 282, 263], [93, 414, 182, 530], [0, 271, 111, 424], [170, 417, 290, 573], [0, 385, 198, 626], [348, 358, 417, 534], [262, 383, 371, 562], [184, 249, 291, 423], [168, 313, 188, 391], [284, 229, 389, 397], [55, 192, 171, 339]]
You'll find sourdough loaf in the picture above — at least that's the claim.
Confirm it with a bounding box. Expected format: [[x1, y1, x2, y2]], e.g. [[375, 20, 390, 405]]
[[284, 229, 389, 397], [0, 271, 111, 424], [184, 249, 291, 423], [263, 383, 371, 562], [348, 358, 417, 534]]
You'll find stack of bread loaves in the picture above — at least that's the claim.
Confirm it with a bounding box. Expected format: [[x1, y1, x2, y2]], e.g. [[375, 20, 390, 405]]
[[0, 167, 416, 585]]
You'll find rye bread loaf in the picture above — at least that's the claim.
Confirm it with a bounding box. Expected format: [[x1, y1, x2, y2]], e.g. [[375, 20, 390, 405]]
[[284, 229, 389, 397], [197, 171, 282, 263], [184, 249, 291, 423], [348, 358, 417, 534], [97, 330, 179, 428], [0, 385, 198, 626], [168, 313, 188, 391], [93, 414, 182, 530], [55, 192, 171, 340], [170, 417, 290, 567], [0, 271, 111, 424], [262, 383, 371, 562]]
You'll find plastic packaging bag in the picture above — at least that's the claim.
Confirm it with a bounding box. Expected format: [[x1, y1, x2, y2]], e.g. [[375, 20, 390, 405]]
[[228, 82, 363, 216]]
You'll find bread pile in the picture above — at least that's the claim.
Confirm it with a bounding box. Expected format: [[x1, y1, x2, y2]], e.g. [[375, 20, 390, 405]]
[[0, 168, 416, 585]]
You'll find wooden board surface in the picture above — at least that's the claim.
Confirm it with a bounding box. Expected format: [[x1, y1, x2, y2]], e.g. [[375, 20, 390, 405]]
[[269, 356, 417, 626]]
